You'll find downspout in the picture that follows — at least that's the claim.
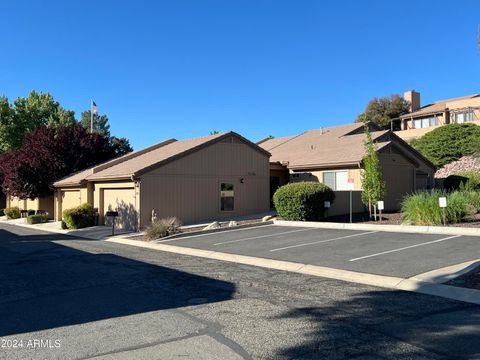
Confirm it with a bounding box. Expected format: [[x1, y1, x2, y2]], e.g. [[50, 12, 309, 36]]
[[131, 175, 141, 232]]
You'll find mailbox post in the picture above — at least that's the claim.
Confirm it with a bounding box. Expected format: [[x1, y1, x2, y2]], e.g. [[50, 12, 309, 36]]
[[106, 211, 119, 236]]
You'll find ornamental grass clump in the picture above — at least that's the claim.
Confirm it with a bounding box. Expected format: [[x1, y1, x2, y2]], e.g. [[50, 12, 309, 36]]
[[401, 190, 475, 225], [146, 217, 182, 240]]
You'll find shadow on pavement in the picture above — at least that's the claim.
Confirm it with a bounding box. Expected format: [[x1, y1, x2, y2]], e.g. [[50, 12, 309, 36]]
[[0, 228, 235, 336], [274, 288, 480, 358]]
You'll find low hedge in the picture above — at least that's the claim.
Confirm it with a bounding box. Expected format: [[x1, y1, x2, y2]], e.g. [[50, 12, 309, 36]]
[[444, 171, 480, 191], [27, 214, 48, 224], [273, 181, 335, 221], [0, 209, 4, 217], [27, 209, 36, 216], [4, 206, 21, 219], [62, 203, 96, 229]]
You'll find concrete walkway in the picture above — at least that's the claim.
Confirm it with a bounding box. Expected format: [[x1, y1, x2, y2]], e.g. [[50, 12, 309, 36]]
[[0, 217, 133, 240]]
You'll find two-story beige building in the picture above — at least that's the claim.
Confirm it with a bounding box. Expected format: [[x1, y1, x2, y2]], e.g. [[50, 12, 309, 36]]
[[394, 90, 480, 141]]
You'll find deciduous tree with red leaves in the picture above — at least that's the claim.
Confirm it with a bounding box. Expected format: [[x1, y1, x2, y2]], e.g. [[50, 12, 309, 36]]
[[0, 124, 124, 199]]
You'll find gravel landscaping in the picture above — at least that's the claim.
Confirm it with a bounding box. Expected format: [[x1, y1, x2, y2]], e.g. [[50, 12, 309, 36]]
[[446, 266, 480, 290], [324, 212, 480, 228]]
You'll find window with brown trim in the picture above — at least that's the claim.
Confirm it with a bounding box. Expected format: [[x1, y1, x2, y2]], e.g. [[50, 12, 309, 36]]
[[220, 182, 234, 211]]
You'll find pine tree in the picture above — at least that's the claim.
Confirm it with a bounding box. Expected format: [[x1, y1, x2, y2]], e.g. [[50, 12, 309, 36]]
[[361, 121, 386, 219]]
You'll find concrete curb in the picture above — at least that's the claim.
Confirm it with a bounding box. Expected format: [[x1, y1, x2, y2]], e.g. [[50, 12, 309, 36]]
[[160, 221, 273, 241], [409, 259, 480, 284], [273, 220, 480, 237], [105, 237, 480, 306]]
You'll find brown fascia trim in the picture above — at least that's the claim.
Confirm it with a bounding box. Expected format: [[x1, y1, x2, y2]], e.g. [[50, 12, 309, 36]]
[[399, 109, 446, 119], [380, 131, 436, 170], [84, 175, 132, 182], [134, 131, 271, 177], [289, 161, 361, 171], [52, 181, 86, 188]]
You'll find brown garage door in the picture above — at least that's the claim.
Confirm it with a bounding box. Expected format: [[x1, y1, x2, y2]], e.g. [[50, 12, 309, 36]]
[[102, 188, 137, 230], [62, 190, 81, 212]]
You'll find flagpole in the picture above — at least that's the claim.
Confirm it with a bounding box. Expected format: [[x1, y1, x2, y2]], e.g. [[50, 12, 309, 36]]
[[90, 99, 93, 133]]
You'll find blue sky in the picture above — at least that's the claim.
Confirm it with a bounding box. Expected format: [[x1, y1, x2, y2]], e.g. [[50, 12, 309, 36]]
[[1, 1, 480, 149]]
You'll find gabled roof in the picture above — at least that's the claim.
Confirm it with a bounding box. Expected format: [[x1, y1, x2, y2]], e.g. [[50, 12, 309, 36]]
[[54, 132, 270, 186], [258, 122, 435, 170], [400, 94, 480, 118]]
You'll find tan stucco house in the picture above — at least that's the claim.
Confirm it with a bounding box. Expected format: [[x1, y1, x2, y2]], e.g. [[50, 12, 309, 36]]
[[53, 132, 270, 230], [258, 122, 436, 215], [394, 90, 480, 141], [6, 195, 54, 218]]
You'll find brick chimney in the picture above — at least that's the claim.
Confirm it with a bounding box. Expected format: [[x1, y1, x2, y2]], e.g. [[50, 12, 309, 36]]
[[404, 90, 420, 112]]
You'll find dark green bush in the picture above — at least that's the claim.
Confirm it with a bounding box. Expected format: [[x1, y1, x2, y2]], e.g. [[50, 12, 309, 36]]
[[444, 171, 480, 191], [4, 206, 21, 219], [0, 209, 4, 217], [27, 214, 48, 224], [273, 181, 335, 221], [410, 124, 480, 167], [444, 175, 469, 191], [62, 203, 96, 229], [27, 209, 36, 216]]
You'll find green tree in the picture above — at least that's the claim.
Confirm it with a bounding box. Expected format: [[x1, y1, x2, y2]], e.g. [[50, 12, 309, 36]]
[[0, 91, 75, 152], [210, 130, 220, 135], [410, 123, 480, 168], [361, 121, 386, 219], [110, 136, 133, 157], [80, 110, 111, 136], [356, 94, 410, 129], [79, 111, 132, 156]]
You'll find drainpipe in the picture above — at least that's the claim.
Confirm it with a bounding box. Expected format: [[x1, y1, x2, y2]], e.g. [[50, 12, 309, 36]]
[[131, 175, 140, 232]]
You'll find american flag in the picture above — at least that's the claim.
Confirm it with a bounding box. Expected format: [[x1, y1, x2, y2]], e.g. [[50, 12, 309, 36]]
[[92, 101, 98, 114]]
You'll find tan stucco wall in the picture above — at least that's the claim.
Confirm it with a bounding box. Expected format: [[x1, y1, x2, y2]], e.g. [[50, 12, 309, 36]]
[[289, 168, 363, 191], [54, 187, 89, 221], [93, 181, 138, 228], [7, 195, 54, 218], [139, 141, 270, 227]]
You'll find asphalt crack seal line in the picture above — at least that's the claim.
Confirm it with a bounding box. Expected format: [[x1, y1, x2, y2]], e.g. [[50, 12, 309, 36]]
[[105, 237, 480, 306]]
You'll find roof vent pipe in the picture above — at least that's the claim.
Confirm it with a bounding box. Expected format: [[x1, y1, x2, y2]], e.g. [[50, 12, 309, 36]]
[[320, 127, 324, 135]]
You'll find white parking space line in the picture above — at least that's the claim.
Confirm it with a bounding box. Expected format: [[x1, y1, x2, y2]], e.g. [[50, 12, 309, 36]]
[[213, 228, 316, 246], [349, 235, 462, 262], [157, 224, 274, 242], [269, 231, 378, 252]]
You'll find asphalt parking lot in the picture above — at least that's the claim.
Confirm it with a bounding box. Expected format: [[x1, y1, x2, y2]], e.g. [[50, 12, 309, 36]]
[[159, 224, 480, 278], [1, 222, 480, 359]]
